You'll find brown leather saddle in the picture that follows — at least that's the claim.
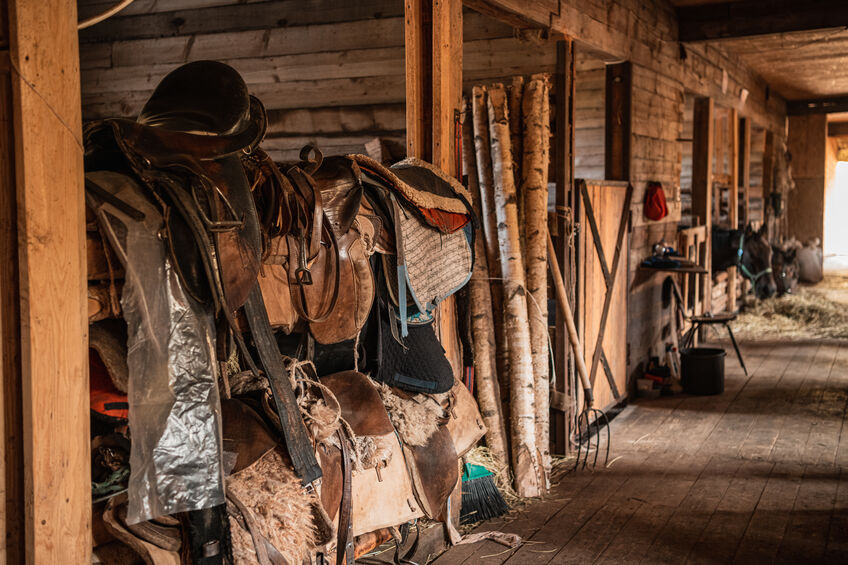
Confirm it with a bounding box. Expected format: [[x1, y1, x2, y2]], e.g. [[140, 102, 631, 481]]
[[245, 149, 377, 345]]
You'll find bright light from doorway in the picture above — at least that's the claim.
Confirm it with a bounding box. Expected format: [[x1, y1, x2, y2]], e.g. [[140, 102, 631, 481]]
[[825, 161, 848, 271]]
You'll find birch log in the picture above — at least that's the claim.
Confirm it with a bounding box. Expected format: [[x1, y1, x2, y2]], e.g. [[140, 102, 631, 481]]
[[462, 98, 509, 465], [508, 76, 525, 216], [472, 86, 510, 405], [521, 76, 551, 489], [487, 84, 541, 498]]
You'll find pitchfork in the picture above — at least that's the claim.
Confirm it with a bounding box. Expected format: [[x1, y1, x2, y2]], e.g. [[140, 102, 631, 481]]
[[547, 230, 611, 470]]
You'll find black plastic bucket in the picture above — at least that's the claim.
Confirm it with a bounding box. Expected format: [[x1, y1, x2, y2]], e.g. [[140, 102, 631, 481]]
[[681, 347, 726, 395]]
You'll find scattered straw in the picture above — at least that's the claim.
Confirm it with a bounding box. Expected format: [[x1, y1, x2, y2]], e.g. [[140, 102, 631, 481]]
[[464, 446, 521, 508], [732, 274, 848, 340]]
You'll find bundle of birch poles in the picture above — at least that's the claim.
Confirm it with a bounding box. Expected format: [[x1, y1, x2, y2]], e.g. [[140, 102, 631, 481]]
[[462, 75, 551, 498]]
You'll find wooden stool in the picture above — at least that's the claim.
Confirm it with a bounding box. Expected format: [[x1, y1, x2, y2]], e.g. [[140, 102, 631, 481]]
[[683, 312, 748, 376]]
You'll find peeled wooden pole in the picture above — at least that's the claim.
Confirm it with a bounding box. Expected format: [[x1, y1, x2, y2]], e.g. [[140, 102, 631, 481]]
[[461, 97, 509, 465], [547, 230, 593, 407], [472, 86, 510, 405], [508, 76, 525, 237], [521, 76, 551, 488], [488, 84, 541, 497]]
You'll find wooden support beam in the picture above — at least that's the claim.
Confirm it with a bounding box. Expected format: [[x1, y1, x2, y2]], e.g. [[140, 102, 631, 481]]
[[739, 117, 751, 226], [3, 0, 90, 562], [605, 62, 631, 182], [692, 97, 714, 315], [552, 38, 574, 456], [678, 0, 848, 42], [787, 96, 848, 116], [404, 0, 463, 376], [728, 109, 739, 313], [827, 121, 848, 137]]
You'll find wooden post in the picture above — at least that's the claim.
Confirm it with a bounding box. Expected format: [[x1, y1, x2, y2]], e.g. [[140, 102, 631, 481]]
[[605, 62, 631, 181], [552, 39, 574, 456], [692, 97, 714, 315], [2, 0, 91, 562], [728, 109, 739, 312], [739, 117, 751, 227], [762, 129, 776, 240], [404, 0, 463, 376]]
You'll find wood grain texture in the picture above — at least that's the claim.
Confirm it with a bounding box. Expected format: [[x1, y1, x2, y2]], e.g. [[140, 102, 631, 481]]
[[521, 76, 551, 487], [7, 0, 90, 562], [488, 85, 540, 497], [436, 340, 848, 564], [462, 97, 508, 466]]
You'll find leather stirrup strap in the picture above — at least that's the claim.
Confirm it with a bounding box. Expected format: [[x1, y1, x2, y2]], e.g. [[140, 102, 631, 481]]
[[242, 285, 322, 486], [336, 430, 354, 565], [228, 491, 273, 565]]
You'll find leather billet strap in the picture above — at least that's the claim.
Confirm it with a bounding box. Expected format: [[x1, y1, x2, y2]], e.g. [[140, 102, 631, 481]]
[[336, 429, 354, 565], [242, 285, 323, 486], [284, 167, 341, 324]]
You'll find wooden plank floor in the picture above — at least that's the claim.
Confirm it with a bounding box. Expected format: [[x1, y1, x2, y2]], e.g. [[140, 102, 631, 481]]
[[434, 340, 848, 564]]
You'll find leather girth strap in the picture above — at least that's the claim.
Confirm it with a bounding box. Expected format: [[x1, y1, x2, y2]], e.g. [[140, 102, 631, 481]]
[[242, 284, 322, 486], [336, 430, 354, 565]]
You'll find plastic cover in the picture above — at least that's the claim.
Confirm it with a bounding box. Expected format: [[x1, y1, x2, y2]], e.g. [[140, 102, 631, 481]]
[[91, 171, 225, 524]]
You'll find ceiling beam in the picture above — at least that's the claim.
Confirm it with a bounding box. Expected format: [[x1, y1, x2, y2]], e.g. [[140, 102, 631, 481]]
[[827, 121, 848, 137], [678, 0, 848, 42], [788, 96, 848, 116]]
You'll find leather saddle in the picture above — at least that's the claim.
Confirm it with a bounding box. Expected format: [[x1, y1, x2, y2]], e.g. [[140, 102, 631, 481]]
[[85, 60, 265, 316], [246, 150, 377, 345], [85, 61, 322, 491]]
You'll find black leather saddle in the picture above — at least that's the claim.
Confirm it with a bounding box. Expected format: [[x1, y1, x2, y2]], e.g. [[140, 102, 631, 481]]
[[85, 60, 265, 314]]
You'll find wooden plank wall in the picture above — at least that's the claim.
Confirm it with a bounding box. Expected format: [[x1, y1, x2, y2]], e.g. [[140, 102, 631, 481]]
[[549, 0, 785, 384], [574, 51, 605, 180], [787, 114, 827, 244], [78, 0, 562, 163]]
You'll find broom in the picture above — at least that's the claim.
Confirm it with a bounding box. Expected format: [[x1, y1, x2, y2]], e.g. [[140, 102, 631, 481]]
[[459, 463, 509, 524]]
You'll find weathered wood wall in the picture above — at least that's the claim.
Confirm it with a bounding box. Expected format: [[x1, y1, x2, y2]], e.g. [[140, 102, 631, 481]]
[[543, 0, 787, 384], [574, 51, 605, 180], [787, 114, 827, 244], [79, 0, 563, 163]]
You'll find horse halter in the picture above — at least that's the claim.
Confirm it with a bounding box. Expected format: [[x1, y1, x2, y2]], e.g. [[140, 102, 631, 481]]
[[736, 231, 772, 289]]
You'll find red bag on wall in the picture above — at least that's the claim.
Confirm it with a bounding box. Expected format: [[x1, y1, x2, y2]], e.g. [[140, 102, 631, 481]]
[[644, 181, 668, 221]]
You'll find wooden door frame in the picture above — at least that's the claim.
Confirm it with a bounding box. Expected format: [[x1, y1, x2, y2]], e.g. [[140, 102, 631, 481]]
[[2, 0, 91, 562]]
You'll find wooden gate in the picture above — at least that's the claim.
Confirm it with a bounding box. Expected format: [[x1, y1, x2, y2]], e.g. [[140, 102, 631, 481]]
[[577, 179, 631, 411]]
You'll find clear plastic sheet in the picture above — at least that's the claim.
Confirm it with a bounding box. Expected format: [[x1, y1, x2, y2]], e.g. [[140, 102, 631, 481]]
[[90, 171, 225, 524]]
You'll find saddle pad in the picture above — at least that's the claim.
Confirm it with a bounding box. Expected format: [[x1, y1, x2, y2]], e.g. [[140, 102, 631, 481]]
[[352, 154, 471, 233], [394, 196, 473, 316], [363, 291, 455, 395]]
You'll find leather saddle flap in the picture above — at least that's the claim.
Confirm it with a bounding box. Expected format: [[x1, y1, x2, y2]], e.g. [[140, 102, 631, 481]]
[[320, 372, 423, 536], [401, 425, 458, 520], [442, 379, 487, 458]]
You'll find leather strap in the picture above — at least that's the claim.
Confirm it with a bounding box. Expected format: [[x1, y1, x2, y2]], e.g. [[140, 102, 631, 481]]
[[336, 430, 354, 565], [228, 491, 273, 565], [242, 285, 323, 486]]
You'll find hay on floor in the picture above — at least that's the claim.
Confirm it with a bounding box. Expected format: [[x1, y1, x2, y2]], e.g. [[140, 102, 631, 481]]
[[732, 274, 848, 340]]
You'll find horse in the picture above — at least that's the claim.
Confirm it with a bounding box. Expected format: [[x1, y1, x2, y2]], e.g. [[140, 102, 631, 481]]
[[712, 224, 777, 299], [771, 242, 800, 296]]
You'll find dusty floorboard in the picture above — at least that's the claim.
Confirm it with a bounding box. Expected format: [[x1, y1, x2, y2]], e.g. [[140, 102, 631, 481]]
[[433, 340, 848, 564]]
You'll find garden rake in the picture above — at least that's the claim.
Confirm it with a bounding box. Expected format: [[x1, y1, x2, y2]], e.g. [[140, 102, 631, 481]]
[[547, 230, 610, 470]]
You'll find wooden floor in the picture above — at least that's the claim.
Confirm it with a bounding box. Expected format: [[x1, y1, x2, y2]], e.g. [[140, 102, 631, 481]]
[[434, 340, 848, 564]]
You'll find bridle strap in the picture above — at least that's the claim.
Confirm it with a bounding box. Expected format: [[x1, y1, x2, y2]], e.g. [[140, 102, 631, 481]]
[[736, 232, 773, 287]]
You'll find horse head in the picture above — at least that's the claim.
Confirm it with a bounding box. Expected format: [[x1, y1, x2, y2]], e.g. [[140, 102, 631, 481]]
[[741, 224, 777, 299], [771, 241, 800, 296]]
